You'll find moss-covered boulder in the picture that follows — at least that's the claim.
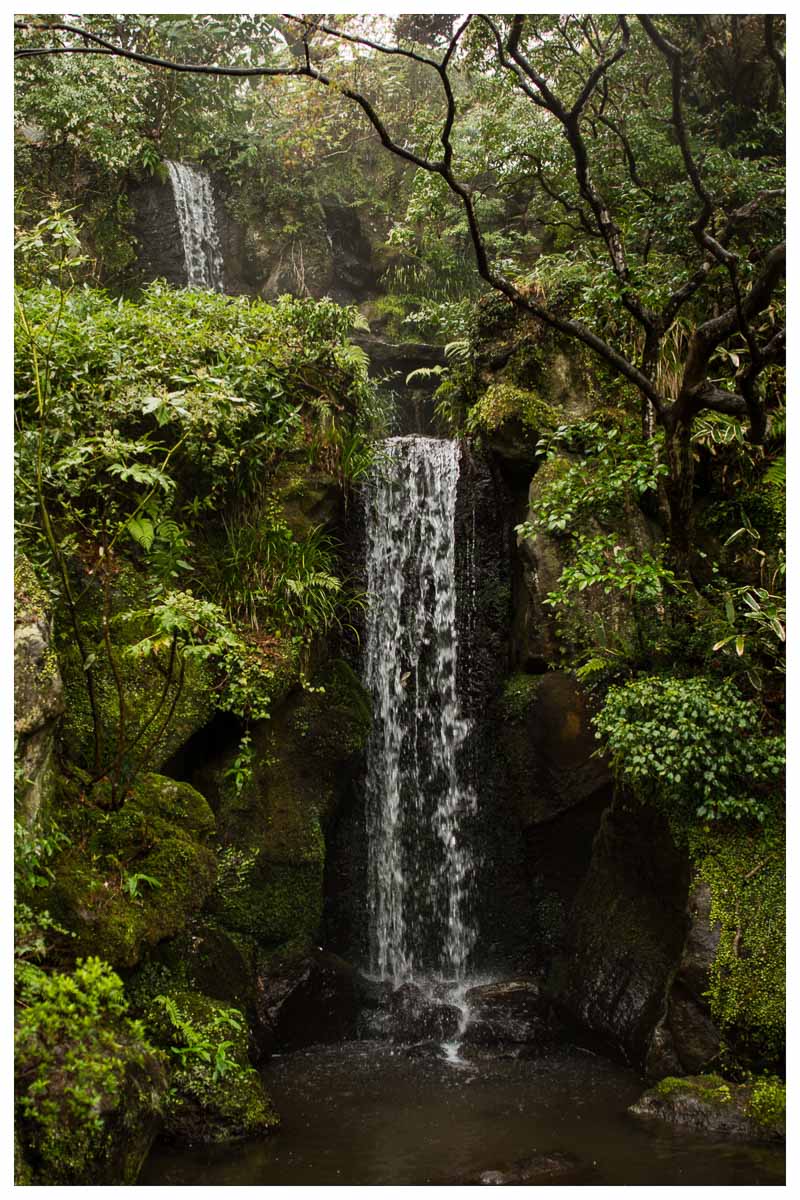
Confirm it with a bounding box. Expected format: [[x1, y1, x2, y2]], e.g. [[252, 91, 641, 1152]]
[[14, 556, 65, 826], [15, 957, 166, 1185], [688, 820, 785, 1071], [48, 773, 217, 969], [630, 1074, 785, 1143], [144, 988, 279, 1143], [208, 659, 371, 951], [57, 560, 215, 773]]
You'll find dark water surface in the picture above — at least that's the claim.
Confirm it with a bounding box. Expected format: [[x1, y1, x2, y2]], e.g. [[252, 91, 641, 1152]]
[[141, 1041, 785, 1186]]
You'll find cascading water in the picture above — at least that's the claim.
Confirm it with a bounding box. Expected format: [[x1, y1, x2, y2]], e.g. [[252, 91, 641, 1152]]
[[363, 436, 477, 999], [165, 160, 224, 291]]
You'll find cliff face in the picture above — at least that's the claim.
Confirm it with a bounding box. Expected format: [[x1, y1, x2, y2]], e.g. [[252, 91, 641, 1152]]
[[129, 171, 381, 305]]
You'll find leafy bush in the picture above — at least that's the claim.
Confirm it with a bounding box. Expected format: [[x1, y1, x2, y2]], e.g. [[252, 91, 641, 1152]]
[[593, 675, 784, 823], [15, 958, 164, 1183], [517, 417, 668, 537]]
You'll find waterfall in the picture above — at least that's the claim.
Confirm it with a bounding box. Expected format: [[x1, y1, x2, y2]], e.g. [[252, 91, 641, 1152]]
[[363, 436, 476, 987], [165, 161, 224, 291]]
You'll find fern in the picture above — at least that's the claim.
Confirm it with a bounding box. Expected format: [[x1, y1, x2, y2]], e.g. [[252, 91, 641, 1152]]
[[405, 364, 445, 385]]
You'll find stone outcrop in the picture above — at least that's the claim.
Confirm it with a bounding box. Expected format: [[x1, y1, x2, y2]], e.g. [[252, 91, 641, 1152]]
[[548, 796, 691, 1068], [14, 556, 65, 825], [49, 773, 218, 969], [256, 947, 362, 1052], [646, 879, 724, 1077], [630, 1075, 784, 1143], [462, 980, 552, 1048]]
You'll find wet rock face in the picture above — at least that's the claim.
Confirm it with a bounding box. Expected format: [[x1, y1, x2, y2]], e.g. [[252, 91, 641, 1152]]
[[386, 983, 461, 1044], [256, 949, 361, 1053], [14, 557, 64, 824], [322, 201, 380, 304], [630, 1075, 785, 1143], [129, 176, 188, 288], [549, 796, 691, 1069], [647, 880, 724, 1078], [462, 980, 552, 1048], [498, 671, 611, 827]]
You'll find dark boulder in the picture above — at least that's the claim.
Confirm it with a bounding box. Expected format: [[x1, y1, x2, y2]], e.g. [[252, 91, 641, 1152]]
[[462, 980, 552, 1047], [459, 1150, 596, 1185], [256, 948, 361, 1053], [388, 982, 461, 1043], [548, 796, 691, 1068], [647, 880, 724, 1078]]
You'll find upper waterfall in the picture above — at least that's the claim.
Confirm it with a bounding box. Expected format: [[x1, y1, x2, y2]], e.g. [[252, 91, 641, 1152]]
[[165, 161, 224, 291], [363, 436, 477, 986]]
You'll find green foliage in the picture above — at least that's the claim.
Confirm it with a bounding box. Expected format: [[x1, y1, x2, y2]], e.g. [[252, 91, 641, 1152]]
[[123, 872, 162, 900], [747, 1076, 786, 1126], [593, 676, 784, 823], [15, 957, 164, 1184], [224, 733, 255, 798], [126, 590, 283, 723], [545, 534, 680, 609], [14, 817, 72, 1001], [519, 419, 668, 536], [15, 245, 376, 791], [145, 989, 278, 1141], [154, 993, 244, 1083]]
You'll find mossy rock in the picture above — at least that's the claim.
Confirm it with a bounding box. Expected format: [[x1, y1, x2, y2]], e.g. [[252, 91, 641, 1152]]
[[215, 852, 324, 947], [14, 555, 65, 826], [15, 957, 167, 1185], [687, 819, 785, 1070], [497, 671, 610, 827], [630, 1074, 785, 1143], [209, 660, 370, 951], [269, 459, 341, 540], [144, 988, 279, 1144], [57, 560, 215, 773], [48, 773, 217, 970], [151, 921, 258, 1016]]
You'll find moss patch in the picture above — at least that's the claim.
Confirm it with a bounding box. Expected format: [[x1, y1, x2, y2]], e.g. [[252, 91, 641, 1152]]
[[467, 381, 559, 438], [15, 957, 166, 1185], [210, 659, 370, 952], [48, 773, 217, 970], [501, 673, 543, 721], [686, 819, 785, 1069]]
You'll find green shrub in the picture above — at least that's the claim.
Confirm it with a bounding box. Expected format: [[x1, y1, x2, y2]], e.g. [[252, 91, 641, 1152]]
[[15, 957, 165, 1184], [593, 675, 784, 823]]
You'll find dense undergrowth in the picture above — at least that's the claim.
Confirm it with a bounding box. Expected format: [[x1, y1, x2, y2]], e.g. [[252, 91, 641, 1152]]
[[13, 215, 384, 1181], [438, 295, 786, 1074]]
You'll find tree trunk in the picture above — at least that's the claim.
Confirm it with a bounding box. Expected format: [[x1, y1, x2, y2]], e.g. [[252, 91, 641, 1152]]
[[663, 417, 695, 568]]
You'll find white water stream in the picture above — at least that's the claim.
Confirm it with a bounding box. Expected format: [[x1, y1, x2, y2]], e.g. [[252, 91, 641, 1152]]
[[165, 160, 224, 291], [363, 437, 477, 995]]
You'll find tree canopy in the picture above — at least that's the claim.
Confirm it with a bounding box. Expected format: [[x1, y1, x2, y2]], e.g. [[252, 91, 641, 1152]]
[[15, 13, 785, 550]]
